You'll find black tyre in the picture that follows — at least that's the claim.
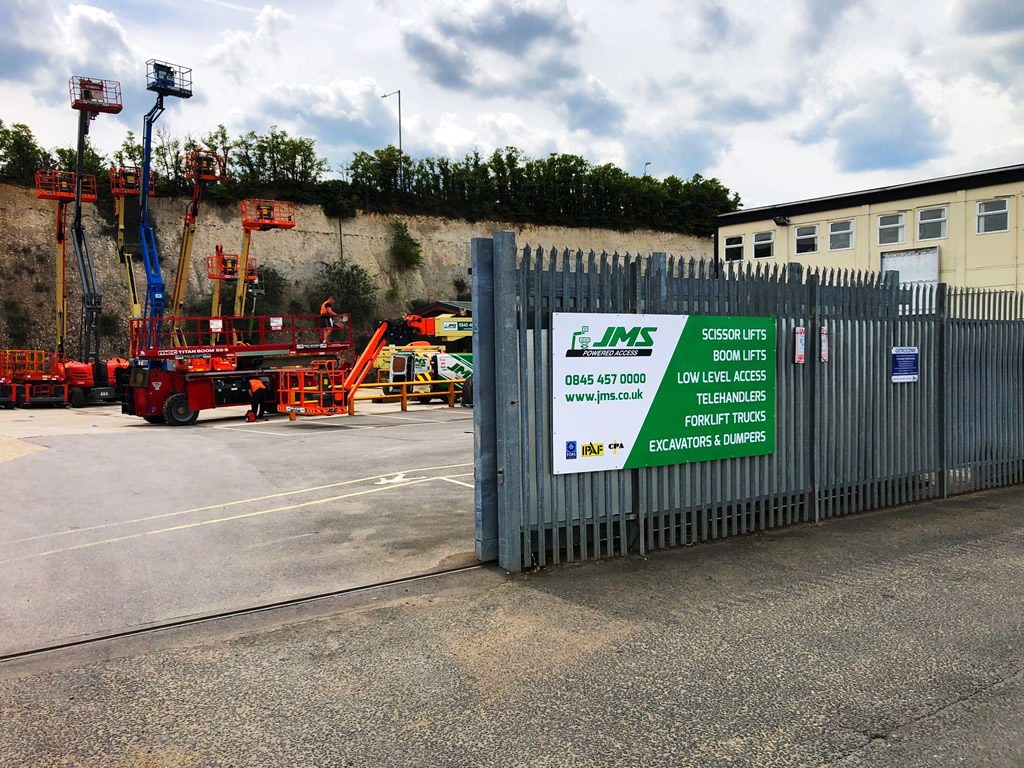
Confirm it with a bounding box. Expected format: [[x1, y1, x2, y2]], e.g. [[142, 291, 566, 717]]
[[14, 389, 25, 408], [163, 393, 199, 426], [461, 375, 474, 407], [417, 395, 434, 404], [143, 415, 166, 424], [70, 387, 86, 408]]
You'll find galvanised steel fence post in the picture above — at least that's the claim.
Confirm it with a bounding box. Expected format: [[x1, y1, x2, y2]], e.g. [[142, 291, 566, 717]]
[[935, 283, 949, 498], [807, 271, 820, 524], [493, 231, 524, 571], [627, 257, 643, 554], [471, 236, 499, 561]]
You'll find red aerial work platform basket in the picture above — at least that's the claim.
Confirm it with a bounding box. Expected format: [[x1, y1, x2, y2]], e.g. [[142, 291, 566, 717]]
[[35, 170, 97, 202], [69, 76, 122, 114], [241, 199, 296, 231], [7, 350, 64, 381], [186, 149, 228, 183], [110, 166, 153, 197], [207, 245, 257, 281]]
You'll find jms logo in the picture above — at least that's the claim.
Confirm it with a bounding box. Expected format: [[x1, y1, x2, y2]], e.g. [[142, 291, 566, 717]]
[[567, 326, 656, 357], [581, 443, 604, 457]]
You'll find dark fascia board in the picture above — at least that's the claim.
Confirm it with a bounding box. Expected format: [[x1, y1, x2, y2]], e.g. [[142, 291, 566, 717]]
[[715, 164, 1024, 227], [415, 300, 473, 317]]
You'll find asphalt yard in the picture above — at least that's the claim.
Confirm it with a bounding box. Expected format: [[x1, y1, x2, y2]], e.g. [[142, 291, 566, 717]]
[[0, 401, 475, 655]]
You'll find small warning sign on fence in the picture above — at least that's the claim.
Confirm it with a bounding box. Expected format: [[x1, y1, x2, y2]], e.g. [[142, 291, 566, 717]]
[[891, 346, 919, 383]]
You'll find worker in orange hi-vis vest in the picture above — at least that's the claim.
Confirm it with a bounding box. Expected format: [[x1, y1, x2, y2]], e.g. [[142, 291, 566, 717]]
[[248, 376, 269, 421], [319, 297, 341, 342]]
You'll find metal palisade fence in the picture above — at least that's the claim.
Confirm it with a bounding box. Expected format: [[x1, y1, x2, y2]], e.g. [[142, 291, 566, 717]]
[[472, 232, 1024, 572]]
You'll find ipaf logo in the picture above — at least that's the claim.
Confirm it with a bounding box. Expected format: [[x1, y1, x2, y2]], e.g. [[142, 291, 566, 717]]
[[581, 443, 604, 457], [566, 325, 657, 357]]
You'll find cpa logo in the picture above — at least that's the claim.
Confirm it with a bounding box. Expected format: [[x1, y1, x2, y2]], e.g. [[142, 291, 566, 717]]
[[565, 440, 577, 460]]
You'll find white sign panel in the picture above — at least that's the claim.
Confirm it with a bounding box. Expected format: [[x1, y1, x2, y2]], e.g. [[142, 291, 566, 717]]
[[552, 313, 777, 475]]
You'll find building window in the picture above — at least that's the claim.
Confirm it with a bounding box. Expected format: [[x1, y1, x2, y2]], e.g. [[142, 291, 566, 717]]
[[917, 207, 947, 240], [794, 224, 818, 254], [878, 213, 905, 245], [723, 235, 743, 262], [753, 231, 774, 259], [977, 199, 1009, 233], [829, 220, 854, 250]]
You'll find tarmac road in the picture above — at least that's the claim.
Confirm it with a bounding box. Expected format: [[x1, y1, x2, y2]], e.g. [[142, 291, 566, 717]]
[[0, 484, 1020, 767], [0, 403, 475, 655]]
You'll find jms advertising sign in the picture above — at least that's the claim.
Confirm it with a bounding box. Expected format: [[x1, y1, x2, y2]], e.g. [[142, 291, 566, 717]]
[[552, 313, 777, 475]]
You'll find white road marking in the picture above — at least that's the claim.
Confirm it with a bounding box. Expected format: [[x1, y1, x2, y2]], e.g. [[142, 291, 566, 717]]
[[0, 477, 441, 564], [439, 476, 474, 489], [1, 462, 473, 546], [213, 426, 295, 437], [375, 473, 426, 485]]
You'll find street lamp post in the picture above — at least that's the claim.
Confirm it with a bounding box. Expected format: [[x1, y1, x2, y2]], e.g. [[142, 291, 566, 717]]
[[643, 161, 651, 177], [381, 89, 401, 158]]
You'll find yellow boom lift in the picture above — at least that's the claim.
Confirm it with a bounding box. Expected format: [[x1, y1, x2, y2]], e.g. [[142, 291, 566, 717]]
[[169, 149, 227, 347]]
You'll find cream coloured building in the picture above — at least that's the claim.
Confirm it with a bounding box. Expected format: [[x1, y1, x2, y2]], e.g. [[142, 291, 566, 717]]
[[714, 165, 1024, 289]]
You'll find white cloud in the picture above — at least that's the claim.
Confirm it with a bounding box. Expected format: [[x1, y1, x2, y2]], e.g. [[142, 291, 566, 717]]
[[203, 4, 295, 83], [1, 0, 1023, 209]]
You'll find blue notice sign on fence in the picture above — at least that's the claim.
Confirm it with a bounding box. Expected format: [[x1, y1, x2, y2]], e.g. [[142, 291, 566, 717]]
[[891, 346, 919, 383]]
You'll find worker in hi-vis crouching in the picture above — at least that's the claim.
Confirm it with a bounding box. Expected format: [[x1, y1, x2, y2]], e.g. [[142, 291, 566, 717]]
[[248, 376, 269, 421]]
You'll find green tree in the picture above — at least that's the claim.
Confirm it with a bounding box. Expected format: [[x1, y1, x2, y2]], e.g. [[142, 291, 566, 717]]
[[53, 143, 108, 178], [0, 120, 52, 183], [253, 264, 289, 315], [389, 219, 422, 271], [113, 130, 143, 167], [311, 259, 378, 336], [153, 128, 186, 194]]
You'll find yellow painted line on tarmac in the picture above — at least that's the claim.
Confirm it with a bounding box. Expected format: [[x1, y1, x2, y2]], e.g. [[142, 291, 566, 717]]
[[1, 476, 443, 564], [2, 462, 474, 546]]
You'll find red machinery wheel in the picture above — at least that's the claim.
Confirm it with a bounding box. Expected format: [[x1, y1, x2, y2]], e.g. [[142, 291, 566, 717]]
[[163, 393, 199, 426]]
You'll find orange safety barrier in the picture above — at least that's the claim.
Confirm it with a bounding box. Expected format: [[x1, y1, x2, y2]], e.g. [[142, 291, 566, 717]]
[[35, 170, 97, 202], [130, 314, 354, 359], [277, 367, 351, 416], [347, 378, 465, 415], [4, 350, 65, 381], [277, 367, 465, 418]]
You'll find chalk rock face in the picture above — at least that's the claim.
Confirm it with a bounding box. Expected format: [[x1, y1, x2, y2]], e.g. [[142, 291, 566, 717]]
[[0, 182, 711, 356]]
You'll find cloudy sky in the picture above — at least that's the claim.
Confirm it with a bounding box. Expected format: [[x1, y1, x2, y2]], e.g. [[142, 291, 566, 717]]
[[2, 0, 1023, 207]]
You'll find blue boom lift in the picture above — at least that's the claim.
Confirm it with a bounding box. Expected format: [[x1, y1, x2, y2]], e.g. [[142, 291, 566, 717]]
[[139, 60, 192, 321]]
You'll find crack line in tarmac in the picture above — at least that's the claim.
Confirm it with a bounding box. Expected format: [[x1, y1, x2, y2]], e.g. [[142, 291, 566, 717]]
[[1, 462, 473, 546], [820, 665, 1024, 766], [0, 473, 473, 564]]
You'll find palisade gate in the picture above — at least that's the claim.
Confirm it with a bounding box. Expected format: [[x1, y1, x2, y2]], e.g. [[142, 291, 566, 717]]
[[472, 232, 1024, 573]]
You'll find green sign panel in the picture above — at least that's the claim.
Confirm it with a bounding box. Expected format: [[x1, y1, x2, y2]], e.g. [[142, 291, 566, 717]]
[[552, 313, 776, 474]]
